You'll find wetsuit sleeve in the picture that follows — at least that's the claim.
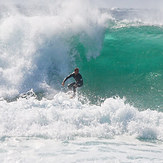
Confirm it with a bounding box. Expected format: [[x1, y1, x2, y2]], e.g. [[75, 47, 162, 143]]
[[63, 73, 73, 83]]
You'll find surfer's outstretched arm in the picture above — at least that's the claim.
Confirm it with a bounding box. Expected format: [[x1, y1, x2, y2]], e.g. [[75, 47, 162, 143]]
[[62, 73, 73, 86]]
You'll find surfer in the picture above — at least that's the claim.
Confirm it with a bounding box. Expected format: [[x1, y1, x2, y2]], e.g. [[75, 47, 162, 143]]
[[62, 68, 83, 95]]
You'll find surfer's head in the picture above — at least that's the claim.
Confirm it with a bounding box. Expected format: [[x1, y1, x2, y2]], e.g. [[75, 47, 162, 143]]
[[74, 67, 79, 75]]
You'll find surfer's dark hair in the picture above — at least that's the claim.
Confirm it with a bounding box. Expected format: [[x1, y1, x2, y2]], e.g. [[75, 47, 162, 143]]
[[74, 67, 79, 71]]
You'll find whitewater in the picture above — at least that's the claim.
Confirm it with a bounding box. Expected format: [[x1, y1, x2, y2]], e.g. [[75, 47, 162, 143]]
[[0, 0, 163, 162]]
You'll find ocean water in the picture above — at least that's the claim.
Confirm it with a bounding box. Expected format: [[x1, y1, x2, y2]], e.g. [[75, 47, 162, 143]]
[[0, 0, 163, 162]]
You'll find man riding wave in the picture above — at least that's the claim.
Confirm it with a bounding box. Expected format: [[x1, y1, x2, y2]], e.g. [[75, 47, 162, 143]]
[[62, 68, 83, 95]]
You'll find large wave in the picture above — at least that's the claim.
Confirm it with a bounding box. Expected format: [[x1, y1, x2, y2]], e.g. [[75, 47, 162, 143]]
[[0, 1, 162, 110], [0, 1, 163, 144]]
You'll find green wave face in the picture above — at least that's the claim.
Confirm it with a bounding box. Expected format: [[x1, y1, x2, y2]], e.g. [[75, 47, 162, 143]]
[[72, 25, 163, 110]]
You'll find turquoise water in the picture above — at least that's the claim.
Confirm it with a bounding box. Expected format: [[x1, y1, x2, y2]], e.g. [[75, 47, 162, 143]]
[[71, 25, 163, 110], [0, 2, 163, 162]]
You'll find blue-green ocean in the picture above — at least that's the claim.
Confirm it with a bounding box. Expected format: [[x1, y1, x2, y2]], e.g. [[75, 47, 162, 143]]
[[0, 1, 163, 163], [77, 24, 163, 110]]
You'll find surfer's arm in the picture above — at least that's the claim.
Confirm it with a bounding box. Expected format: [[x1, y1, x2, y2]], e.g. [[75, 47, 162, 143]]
[[62, 73, 73, 86]]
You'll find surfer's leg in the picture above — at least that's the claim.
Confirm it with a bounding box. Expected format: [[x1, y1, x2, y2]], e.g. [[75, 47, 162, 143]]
[[72, 85, 76, 93], [68, 82, 76, 91], [77, 82, 83, 88]]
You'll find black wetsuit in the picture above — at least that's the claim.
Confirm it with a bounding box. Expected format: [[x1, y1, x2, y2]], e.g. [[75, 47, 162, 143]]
[[63, 72, 83, 93]]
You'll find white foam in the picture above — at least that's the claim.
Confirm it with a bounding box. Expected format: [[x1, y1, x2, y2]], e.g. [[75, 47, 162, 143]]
[[0, 93, 162, 141]]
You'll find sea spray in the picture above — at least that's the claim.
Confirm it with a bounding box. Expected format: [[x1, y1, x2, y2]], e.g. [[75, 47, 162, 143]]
[[0, 1, 109, 98]]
